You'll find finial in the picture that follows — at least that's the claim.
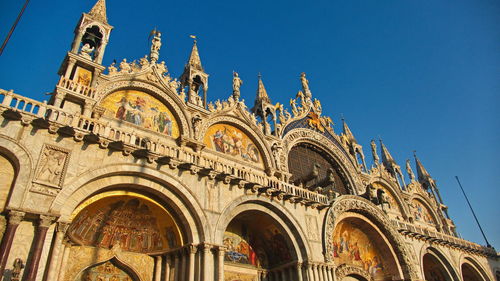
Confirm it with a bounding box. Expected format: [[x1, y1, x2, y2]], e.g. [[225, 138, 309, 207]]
[[258, 72, 262, 79], [190, 35, 197, 44], [89, 0, 108, 24], [413, 150, 417, 158], [340, 113, 345, 122]]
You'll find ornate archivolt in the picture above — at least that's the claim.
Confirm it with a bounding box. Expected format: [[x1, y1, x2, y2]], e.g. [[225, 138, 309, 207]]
[[458, 255, 492, 281], [324, 196, 419, 280], [95, 79, 190, 137], [282, 129, 363, 194], [0, 136, 34, 209], [420, 246, 460, 281], [369, 179, 410, 219], [335, 264, 373, 281], [409, 194, 442, 230], [50, 164, 210, 243], [199, 115, 274, 172], [214, 196, 310, 261]]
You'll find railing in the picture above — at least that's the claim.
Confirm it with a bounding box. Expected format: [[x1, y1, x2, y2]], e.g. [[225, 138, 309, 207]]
[[393, 219, 497, 256], [0, 89, 330, 206], [58, 77, 98, 99]]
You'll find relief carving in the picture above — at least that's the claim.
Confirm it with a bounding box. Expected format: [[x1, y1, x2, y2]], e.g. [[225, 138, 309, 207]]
[[32, 145, 70, 196]]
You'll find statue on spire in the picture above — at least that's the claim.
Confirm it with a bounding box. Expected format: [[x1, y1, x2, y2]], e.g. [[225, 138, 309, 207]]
[[232, 71, 243, 100], [300, 72, 312, 99], [149, 29, 162, 64], [370, 140, 379, 164], [406, 159, 415, 182]]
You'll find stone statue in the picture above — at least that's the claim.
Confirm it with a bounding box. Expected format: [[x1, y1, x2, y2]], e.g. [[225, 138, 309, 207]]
[[192, 115, 202, 137], [156, 61, 167, 76], [119, 59, 131, 73], [406, 159, 415, 181], [139, 55, 149, 69], [108, 62, 117, 75], [370, 140, 379, 164], [11, 258, 24, 281], [232, 71, 243, 100], [79, 43, 94, 60], [150, 31, 162, 63], [300, 72, 312, 98]]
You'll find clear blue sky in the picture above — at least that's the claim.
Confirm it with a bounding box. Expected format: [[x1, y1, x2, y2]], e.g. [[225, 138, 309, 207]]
[[1, 0, 499, 248]]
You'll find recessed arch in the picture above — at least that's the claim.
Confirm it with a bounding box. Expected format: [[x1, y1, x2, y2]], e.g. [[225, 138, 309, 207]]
[[0, 136, 34, 209], [282, 128, 363, 194], [370, 180, 408, 218], [410, 196, 440, 228], [214, 196, 310, 261], [325, 196, 419, 280], [50, 164, 209, 244], [74, 257, 141, 281], [459, 255, 492, 281], [420, 247, 460, 281], [199, 115, 274, 172]]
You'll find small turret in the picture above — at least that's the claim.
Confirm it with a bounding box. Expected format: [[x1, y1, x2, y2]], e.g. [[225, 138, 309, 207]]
[[341, 118, 367, 171], [252, 74, 276, 135], [414, 152, 450, 219], [180, 39, 208, 108]]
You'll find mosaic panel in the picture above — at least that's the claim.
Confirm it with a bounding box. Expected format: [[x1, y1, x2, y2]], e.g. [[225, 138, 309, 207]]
[[100, 90, 179, 137]]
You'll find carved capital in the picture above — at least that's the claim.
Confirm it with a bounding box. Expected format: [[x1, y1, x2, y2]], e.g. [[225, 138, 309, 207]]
[[189, 244, 198, 254], [56, 221, 70, 234], [39, 215, 55, 228], [8, 211, 25, 225], [218, 246, 226, 256]]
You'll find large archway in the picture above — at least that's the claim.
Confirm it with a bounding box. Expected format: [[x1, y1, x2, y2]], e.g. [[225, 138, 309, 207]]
[[422, 253, 453, 281], [223, 210, 296, 281], [462, 262, 485, 281], [331, 213, 401, 281]]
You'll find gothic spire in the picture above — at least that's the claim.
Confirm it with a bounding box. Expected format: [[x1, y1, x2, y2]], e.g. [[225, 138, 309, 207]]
[[414, 152, 432, 182], [187, 40, 203, 71], [88, 0, 108, 24], [380, 139, 397, 166], [256, 74, 271, 104], [342, 117, 357, 144]]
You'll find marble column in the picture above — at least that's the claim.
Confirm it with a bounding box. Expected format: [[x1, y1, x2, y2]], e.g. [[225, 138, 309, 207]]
[[45, 222, 69, 281], [0, 211, 24, 278], [188, 244, 197, 281], [327, 266, 333, 281], [56, 240, 71, 281], [24, 215, 54, 281], [306, 263, 313, 281], [154, 256, 162, 281], [322, 265, 328, 281], [202, 244, 211, 281], [180, 250, 187, 281], [174, 253, 180, 281], [64, 58, 77, 78], [281, 269, 286, 281], [296, 262, 303, 281], [217, 247, 225, 281], [163, 255, 170, 281]]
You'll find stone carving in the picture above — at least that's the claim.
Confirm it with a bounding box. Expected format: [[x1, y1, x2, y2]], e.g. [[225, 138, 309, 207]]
[[149, 31, 161, 63], [192, 114, 202, 138], [324, 196, 419, 280], [232, 71, 243, 100], [79, 43, 94, 60], [34, 145, 70, 188], [406, 159, 415, 182], [119, 59, 131, 73], [300, 72, 312, 98], [370, 140, 379, 164], [11, 258, 24, 281], [335, 264, 373, 281], [108, 62, 117, 75]]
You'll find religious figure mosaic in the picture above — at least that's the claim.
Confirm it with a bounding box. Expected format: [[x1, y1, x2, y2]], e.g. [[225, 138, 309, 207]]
[[100, 90, 179, 137], [223, 220, 291, 268], [204, 124, 262, 165], [68, 195, 180, 254], [75, 260, 134, 281], [332, 220, 386, 279], [411, 199, 434, 225]]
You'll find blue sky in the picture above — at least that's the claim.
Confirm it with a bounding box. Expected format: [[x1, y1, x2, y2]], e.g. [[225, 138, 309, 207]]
[[0, 0, 499, 248]]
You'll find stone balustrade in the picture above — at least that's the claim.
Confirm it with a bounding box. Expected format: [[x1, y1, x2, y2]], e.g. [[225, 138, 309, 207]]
[[57, 76, 98, 99]]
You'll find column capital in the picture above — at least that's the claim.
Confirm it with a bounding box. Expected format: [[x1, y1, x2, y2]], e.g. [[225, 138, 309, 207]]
[[189, 244, 198, 254], [201, 243, 211, 252], [296, 261, 303, 269], [7, 211, 25, 225], [39, 215, 55, 228], [217, 246, 226, 256], [56, 221, 70, 234]]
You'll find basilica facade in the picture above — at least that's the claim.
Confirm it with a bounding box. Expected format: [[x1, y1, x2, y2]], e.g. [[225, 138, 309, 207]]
[[0, 1, 498, 281]]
